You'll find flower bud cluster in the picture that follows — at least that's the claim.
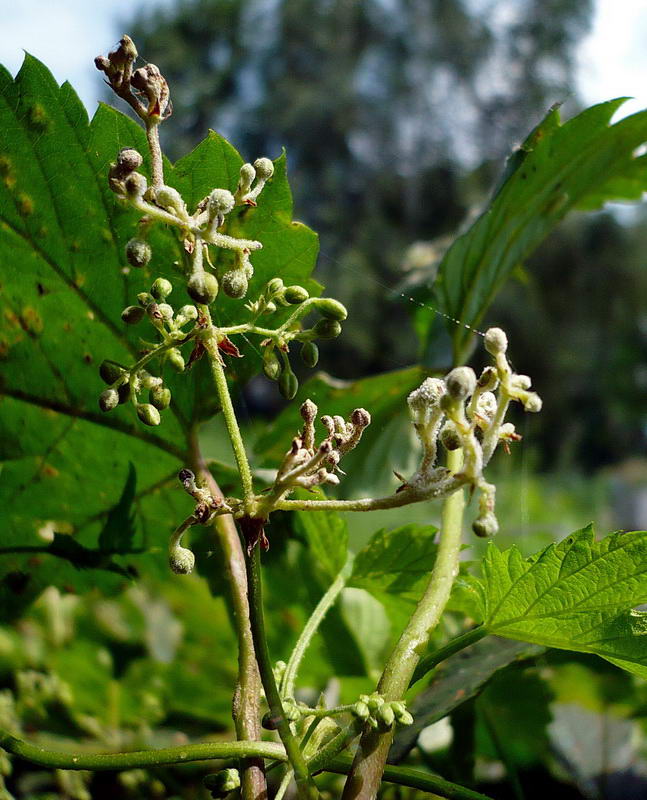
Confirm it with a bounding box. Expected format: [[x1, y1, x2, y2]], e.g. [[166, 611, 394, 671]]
[[234, 157, 275, 206], [403, 328, 541, 537], [351, 694, 414, 730], [267, 400, 371, 499]]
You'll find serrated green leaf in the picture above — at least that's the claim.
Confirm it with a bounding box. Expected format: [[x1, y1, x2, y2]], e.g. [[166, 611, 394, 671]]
[[349, 524, 438, 619], [98, 462, 137, 552], [475, 526, 647, 677], [417, 99, 647, 360], [292, 488, 349, 581]]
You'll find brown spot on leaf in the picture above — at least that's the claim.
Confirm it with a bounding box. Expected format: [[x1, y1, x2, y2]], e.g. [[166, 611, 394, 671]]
[[20, 307, 43, 336], [41, 463, 60, 478], [16, 193, 33, 217], [83, 353, 92, 364]]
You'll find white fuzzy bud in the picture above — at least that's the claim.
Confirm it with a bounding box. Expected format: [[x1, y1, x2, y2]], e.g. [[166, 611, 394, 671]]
[[407, 377, 445, 418], [522, 392, 542, 413], [484, 327, 508, 356], [476, 391, 497, 421], [253, 157, 274, 180], [169, 545, 195, 575], [208, 188, 235, 216], [445, 367, 477, 400]]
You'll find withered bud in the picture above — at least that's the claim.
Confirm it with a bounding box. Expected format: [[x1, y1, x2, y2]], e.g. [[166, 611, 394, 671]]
[[351, 408, 371, 428], [300, 399, 318, 424]]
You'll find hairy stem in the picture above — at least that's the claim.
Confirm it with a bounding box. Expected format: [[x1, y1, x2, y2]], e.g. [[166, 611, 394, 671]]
[[246, 546, 320, 799], [280, 557, 354, 699], [205, 332, 255, 507], [341, 448, 466, 800], [409, 626, 487, 687], [189, 432, 266, 800], [146, 120, 164, 188]]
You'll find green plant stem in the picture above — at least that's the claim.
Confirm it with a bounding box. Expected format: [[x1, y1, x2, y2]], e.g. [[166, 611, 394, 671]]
[[246, 545, 320, 800], [0, 730, 284, 771], [0, 728, 493, 800], [409, 626, 487, 686], [328, 756, 494, 800], [190, 432, 266, 800], [341, 448, 466, 800], [280, 557, 354, 699], [205, 333, 255, 507]]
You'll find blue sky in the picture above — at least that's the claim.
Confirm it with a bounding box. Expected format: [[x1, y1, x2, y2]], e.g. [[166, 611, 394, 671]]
[[0, 0, 646, 118]]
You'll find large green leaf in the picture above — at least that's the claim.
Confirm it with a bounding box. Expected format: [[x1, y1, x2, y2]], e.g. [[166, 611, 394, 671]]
[[417, 100, 647, 360], [475, 526, 647, 677], [0, 55, 318, 600]]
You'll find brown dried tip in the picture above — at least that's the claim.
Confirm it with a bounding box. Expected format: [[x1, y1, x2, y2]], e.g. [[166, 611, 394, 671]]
[[351, 408, 371, 428]]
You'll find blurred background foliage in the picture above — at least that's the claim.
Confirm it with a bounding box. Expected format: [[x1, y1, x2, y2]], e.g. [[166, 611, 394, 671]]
[[2, 0, 647, 798]]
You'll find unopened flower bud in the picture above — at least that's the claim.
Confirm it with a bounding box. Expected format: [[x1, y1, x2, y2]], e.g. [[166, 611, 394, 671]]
[[137, 291, 154, 307], [440, 421, 461, 450], [445, 366, 476, 400], [167, 348, 185, 373], [117, 148, 142, 172], [279, 369, 299, 400], [121, 305, 145, 325], [187, 272, 218, 304], [522, 392, 542, 413], [476, 391, 497, 421], [313, 297, 348, 321], [283, 285, 309, 304], [221, 270, 248, 299], [512, 374, 532, 390], [313, 319, 342, 339], [126, 238, 152, 268], [99, 360, 126, 385], [263, 349, 281, 381], [124, 171, 147, 198], [484, 327, 508, 356], [352, 701, 370, 720], [156, 303, 174, 321], [150, 277, 172, 300], [99, 388, 119, 412], [408, 377, 445, 416], [237, 163, 256, 194], [150, 384, 171, 410], [175, 305, 198, 326], [477, 366, 498, 391], [377, 704, 395, 729], [351, 408, 371, 428], [266, 278, 284, 296], [264, 301, 277, 314], [169, 545, 194, 575], [253, 157, 274, 180], [473, 512, 499, 538], [153, 185, 185, 215], [208, 188, 235, 216], [136, 403, 161, 427], [203, 769, 240, 797], [300, 341, 319, 367]]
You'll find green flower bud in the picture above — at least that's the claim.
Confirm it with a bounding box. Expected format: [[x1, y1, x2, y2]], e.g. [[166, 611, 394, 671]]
[[266, 278, 284, 296], [149, 384, 171, 411], [116, 148, 142, 172], [121, 305, 145, 325], [445, 366, 476, 400], [522, 392, 542, 413], [221, 270, 249, 299], [377, 704, 395, 729], [253, 157, 274, 180], [150, 277, 173, 300], [263, 301, 277, 314], [203, 769, 241, 797], [313, 319, 342, 339], [473, 512, 498, 538], [279, 369, 299, 400], [187, 272, 218, 305], [283, 285, 309, 304], [137, 291, 154, 307], [300, 341, 319, 368], [124, 172, 147, 198], [153, 185, 185, 214], [484, 327, 508, 356], [352, 701, 370, 720], [136, 403, 161, 427], [99, 388, 119, 413], [125, 238, 152, 268], [367, 694, 384, 713], [167, 348, 185, 373], [169, 545, 194, 575], [99, 360, 126, 385], [156, 303, 174, 321], [313, 297, 348, 320], [262, 349, 281, 381]]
